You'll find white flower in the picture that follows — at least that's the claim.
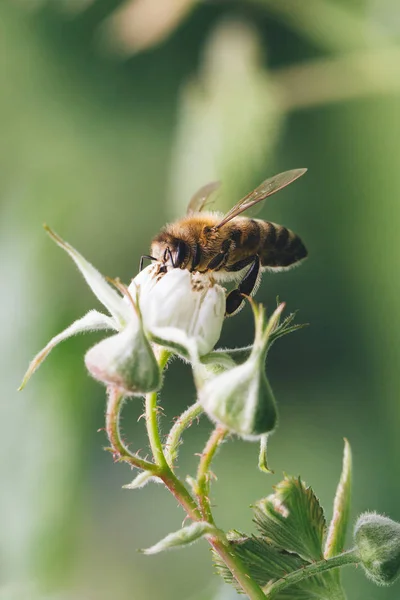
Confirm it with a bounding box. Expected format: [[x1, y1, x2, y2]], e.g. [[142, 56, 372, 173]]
[[19, 227, 225, 393], [130, 266, 225, 359]]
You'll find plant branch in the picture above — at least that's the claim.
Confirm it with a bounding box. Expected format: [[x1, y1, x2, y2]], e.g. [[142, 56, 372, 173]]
[[196, 425, 228, 522], [160, 469, 202, 520], [145, 349, 170, 469], [107, 351, 267, 598], [106, 386, 156, 472], [210, 537, 268, 600], [161, 442, 268, 600], [165, 400, 203, 469], [264, 549, 359, 598]]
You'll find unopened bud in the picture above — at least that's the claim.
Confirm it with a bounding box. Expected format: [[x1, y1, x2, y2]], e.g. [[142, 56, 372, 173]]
[[85, 320, 161, 396], [199, 303, 282, 439], [354, 513, 400, 586]]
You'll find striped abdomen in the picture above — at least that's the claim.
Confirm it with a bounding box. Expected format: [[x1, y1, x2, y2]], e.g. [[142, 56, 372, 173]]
[[229, 218, 307, 270], [258, 220, 307, 269]]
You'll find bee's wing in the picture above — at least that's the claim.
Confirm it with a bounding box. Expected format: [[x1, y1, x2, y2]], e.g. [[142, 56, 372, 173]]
[[186, 181, 221, 214], [215, 169, 307, 229]]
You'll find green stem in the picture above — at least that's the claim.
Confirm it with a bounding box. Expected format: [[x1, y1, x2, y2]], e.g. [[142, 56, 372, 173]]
[[196, 425, 228, 522], [143, 349, 202, 520], [145, 390, 167, 468], [106, 386, 156, 472], [145, 349, 170, 468], [264, 549, 359, 598], [165, 401, 203, 469], [109, 350, 267, 599], [160, 470, 202, 521]]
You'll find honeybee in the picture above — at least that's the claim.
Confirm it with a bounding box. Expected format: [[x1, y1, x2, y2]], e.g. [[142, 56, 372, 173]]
[[144, 169, 308, 316]]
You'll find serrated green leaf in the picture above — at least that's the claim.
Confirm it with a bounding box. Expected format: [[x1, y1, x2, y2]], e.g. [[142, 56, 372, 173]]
[[324, 439, 352, 559], [141, 521, 218, 555], [213, 533, 306, 591], [213, 534, 337, 599], [273, 585, 326, 600], [253, 476, 326, 561]]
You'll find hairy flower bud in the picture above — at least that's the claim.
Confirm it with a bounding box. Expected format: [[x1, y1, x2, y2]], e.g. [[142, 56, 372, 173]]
[[199, 303, 282, 439], [85, 320, 161, 396], [354, 513, 400, 586]]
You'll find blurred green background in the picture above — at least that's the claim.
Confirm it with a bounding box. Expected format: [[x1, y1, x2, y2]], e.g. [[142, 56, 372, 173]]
[[2, 0, 400, 599]]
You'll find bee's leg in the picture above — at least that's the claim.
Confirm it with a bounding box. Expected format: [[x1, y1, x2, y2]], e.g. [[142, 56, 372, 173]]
[[225, 255, 260, 316], [164, 247, 177, 268], [139, 255, 157, 271], [206, 240, 232, 271]]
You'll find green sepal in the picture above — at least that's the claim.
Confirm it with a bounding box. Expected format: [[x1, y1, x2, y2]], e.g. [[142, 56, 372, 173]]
[[140, 521, 219, 555], [324, 439, 352, 559], [123, 470, 156, 490], [267, 301, 308, 350], [258, 435, 274, 474], [204, 301, 306, 369], [205, 346, 253, 367], [253, 476, 326, 562]]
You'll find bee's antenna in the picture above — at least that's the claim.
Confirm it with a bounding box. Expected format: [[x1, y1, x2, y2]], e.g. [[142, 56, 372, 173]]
[[139, 255, 157, 271]]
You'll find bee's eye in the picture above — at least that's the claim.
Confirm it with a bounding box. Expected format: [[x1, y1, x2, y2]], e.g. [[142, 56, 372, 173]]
[[176, 241, 187, 267]]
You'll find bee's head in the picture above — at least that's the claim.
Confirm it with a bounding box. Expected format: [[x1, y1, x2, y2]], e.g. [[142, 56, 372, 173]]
[[151, 236, 188, 269]]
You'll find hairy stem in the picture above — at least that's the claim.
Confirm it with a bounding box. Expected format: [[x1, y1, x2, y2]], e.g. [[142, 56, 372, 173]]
[[108, 351, 267, 599], [264, 549, 359, 598], [145, 349, 170, 468], [165, 400, 203, 469], [106, 386, 156, 471], [160, 470, 202, 521], [196, 425, 228, 521], [210, 537, 267, 600]]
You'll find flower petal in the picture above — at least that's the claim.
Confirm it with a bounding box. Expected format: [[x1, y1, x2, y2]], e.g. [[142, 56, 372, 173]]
[[134, 267, 225, 357], [19, 310, 116, 390], [191, 283, 225, 355], [150, 326, 199, 362], [45, 226, 129, 327]]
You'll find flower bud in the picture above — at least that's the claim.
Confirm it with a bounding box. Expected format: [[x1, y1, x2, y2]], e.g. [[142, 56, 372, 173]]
[[354, 512, 400, 586], [85, 319, 161, 396], [199, 303, 282, 439], [199, 355, 277, 439]]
